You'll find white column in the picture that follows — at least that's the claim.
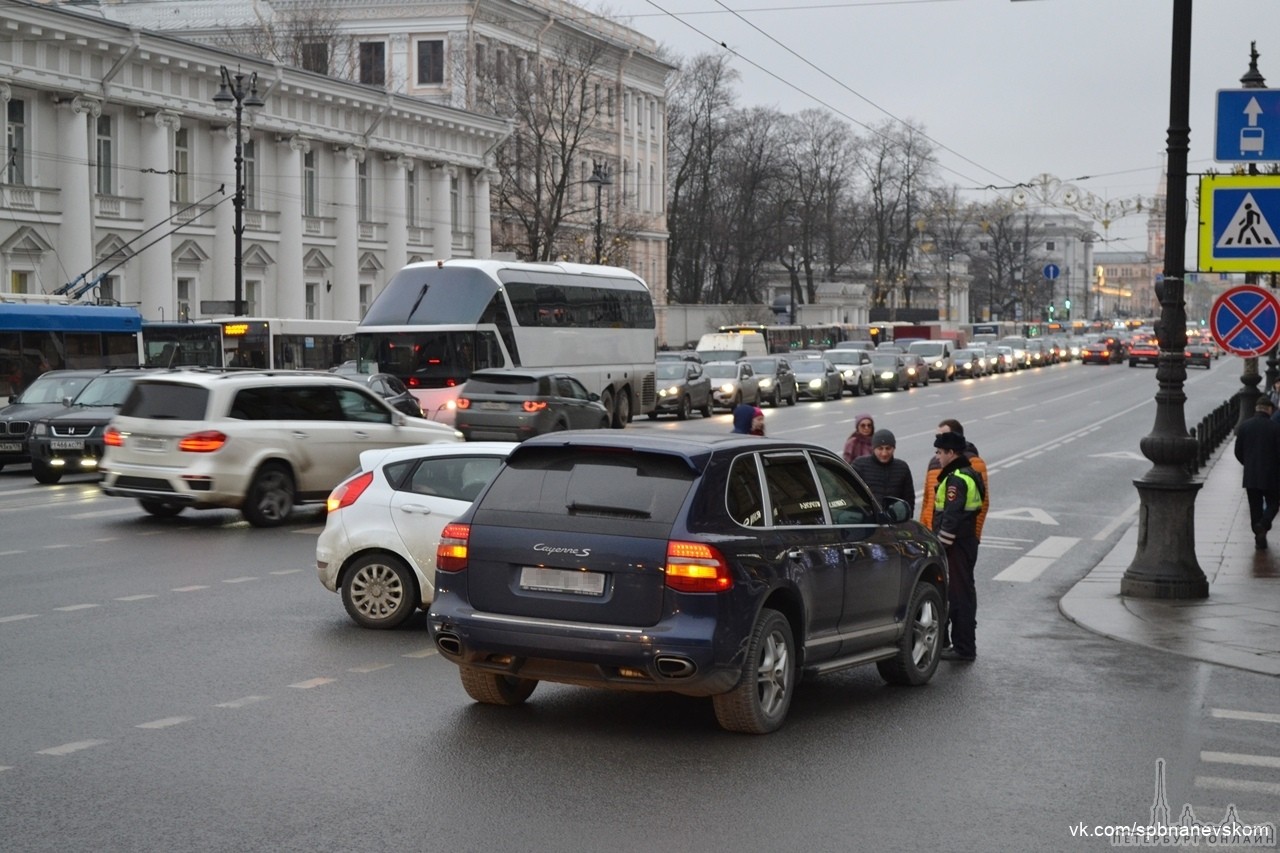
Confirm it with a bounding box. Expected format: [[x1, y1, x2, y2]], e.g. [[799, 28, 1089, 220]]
[[472, 167, 492, 258], [139, 111, 180, 319], [210, 126, 235, 308], [56, 96, 99, 294], [430, 163, 453, 259], [385, 156, 410, 273], [333, 146, 362, 321], [275, 137, 307, 318]]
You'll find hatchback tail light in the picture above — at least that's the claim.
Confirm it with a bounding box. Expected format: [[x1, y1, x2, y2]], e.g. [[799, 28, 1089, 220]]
[[326, 470, 374, 513], [178, 430, 227, 453], [522, 400, 547, 412], [665, 540, 733, 592], [456, 397, 471, 410], [104, 426, 123, 447], [437, 522, 470, 572]]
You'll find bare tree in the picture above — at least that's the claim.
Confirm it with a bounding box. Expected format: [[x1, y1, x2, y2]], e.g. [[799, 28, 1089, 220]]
[[474, 36, 612, 262], [968, 203, 1049, 322], [219, 0, 357, 79]]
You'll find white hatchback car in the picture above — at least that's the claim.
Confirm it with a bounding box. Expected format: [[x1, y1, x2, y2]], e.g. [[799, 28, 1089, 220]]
[[316, 441, 517, 629]]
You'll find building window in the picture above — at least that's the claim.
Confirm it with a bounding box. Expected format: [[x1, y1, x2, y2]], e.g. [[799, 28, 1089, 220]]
[[623, 92, 630, 125], [6, 99, 25, 185], [98, 276, 116, 304], [172, 127, 191, 203], [302, 43, 329, 75], [496, 50, 507, 86], [9, 270, 29, 294], [177, 277, 193, 321], [358, 159, 370, 222], [607, 88, 614, 119], [650, 164, 656, 213], [359, 42, 386, 86], [243, 139, 257, 208], [305, 283, 317, 319], [450, 174, 459, 234], [96, 114, 114, 196], [417, 39, 445, 85], [303, 149, 318, 217], [649, 101, 655, 131], [1046, 241, 1056, 251], [474, 42, 486, 75], [246, 280, 260, 316], [406, 165, 418, 227], [360, 284, 372, 317]]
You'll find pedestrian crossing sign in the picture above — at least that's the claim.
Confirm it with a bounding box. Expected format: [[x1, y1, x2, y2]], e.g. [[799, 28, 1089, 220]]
[[1199, 175, 1280, 272]]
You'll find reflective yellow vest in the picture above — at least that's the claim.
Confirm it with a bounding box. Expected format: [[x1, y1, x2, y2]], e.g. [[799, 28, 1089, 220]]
[[934, 469, 983, 512]]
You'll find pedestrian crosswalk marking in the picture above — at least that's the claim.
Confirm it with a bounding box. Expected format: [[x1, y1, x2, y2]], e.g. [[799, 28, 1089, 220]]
[[1211, 708, 1280, 725], [993, 536, 1080, 582]]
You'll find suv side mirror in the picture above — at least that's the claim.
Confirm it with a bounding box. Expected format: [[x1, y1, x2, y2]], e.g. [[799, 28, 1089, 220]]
[[879, 497, 911, 523]]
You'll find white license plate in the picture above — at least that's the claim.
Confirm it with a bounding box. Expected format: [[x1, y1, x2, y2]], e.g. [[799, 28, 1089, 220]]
[[479, 401, 508, 411], [0, 441, 22, 452], [50, 439, 84, 450], [134, 436, 168, 451], [519, 567, 605, 597]]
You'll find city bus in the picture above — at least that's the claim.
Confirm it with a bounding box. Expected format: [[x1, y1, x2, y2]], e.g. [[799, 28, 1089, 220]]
[[215, 318, 357, 371], [1, 298, 141, 397], [718, 322, 848, 353], [355, 259, 657, 426], [140, 322, 224, 368]]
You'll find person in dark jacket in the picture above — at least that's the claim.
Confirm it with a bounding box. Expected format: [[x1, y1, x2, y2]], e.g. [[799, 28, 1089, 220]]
[[1235, 397, 1280, 550], [731, 403, 765, 436], [932, 430, 984, 662], [851, 429, 915, 515]]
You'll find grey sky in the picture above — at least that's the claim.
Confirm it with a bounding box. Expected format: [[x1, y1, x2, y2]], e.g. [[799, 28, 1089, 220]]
[[603, 0, 1280, 262]]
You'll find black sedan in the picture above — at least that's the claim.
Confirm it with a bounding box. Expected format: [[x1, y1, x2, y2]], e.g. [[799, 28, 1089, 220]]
[[334, 370, 422, 417], [651, 360, 714, 419], [870, 352, 913, 392], [429, 432, 948, 734]]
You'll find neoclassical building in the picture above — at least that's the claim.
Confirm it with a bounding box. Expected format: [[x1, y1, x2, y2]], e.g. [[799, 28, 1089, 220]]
[[1, 0, 511, 321]]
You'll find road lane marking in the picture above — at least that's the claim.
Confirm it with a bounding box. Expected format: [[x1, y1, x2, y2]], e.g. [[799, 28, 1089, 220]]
[[136, 717, 193, 730], [1211, 708, 1280, 725], [115, 594, 158, 602], [223, 576, 258, 584], [1194, 776, 1280, 797], [1201, 751, 1280, 769], [269, 569, 303, 575], [402, 648, 438, 659], [0, 614, 39, 623], [348, 663, 394, 673], [37, 739, 109, 756], [64, 509, 145, 519], [992, 536, 1080, 583], [289, 677, 335, 689], [214, 696, 267, 709], [53, 604, 100, 612], [172, 585, 209, 592]]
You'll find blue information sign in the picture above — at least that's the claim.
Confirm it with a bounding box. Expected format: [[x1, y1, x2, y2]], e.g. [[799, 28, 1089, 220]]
[[1215, 89, 1280, 162], [1209, 285, 1280, 357], [1043, 264, 1060, 280]]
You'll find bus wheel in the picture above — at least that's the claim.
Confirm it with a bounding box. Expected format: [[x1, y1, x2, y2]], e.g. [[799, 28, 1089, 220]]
[[611, 389, 631, 428]]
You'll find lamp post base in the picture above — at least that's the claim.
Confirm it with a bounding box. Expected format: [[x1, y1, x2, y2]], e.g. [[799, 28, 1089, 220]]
[[1121, 478, 1209, 600]]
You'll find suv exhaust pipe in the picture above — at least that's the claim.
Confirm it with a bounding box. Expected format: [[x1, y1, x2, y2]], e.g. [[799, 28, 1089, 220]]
[[655, 655, 697, 678], [435, 632, 462, 656]]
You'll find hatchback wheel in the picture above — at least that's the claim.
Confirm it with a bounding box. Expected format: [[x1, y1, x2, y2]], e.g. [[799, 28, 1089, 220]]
[[139, 499, 184, 518], [700, 399, 714, 418], [676, 395, 692, 420], [242, 463, 295, 527], [877, 582, 943, 686], [342, 552, 417, 629], [459, 666, 538, 705], [712, 608, 795, 734]]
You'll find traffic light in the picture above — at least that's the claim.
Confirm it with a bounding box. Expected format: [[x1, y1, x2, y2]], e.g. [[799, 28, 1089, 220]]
[[1047, 304, 1055, 319], [1063, 298, 1072, 321]]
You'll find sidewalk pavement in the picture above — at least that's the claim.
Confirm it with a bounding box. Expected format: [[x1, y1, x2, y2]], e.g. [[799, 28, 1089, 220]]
[[1061, 442, 1280, 677]]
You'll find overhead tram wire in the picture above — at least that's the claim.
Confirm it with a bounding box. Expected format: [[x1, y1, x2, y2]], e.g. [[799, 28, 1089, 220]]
[[639, 0, 1007, 189]]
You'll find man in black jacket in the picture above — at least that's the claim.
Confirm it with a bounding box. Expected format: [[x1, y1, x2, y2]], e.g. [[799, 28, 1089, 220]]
[[931, 431, 984, 662], [1235, 397, 1280, 550], [852, 429, 915, 515]]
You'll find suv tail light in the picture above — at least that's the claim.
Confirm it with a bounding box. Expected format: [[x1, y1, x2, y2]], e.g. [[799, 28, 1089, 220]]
[[178, 430, 227, 453], [104, 426, 123, 447], [326, 470, 374, 513], [665, 541, 733, 593], [456, 397, 471, 409], [437, 522, 471, 572], [522, 401, 547, 412]]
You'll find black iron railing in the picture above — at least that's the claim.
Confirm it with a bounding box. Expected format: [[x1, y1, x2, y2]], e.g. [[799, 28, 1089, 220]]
[[1187, 397, 1240, 474]]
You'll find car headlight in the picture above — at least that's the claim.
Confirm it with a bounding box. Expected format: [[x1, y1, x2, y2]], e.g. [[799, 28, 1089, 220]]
[[658, 385, 679, 397], [841, 368, 854, 379], [880, 371, 894, 379], [720, 383, 735, 394], [961, 361, 972, 369], [933, 360, 943, 368], [807, 378, 823, 390], [758, 378, 774, 390]]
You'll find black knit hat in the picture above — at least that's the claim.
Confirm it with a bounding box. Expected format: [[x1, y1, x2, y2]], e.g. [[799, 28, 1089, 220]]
[[871, 429, 896, 448]]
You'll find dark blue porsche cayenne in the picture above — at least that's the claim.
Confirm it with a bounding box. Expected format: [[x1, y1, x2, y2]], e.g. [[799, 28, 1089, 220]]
[[429, 432, 947, 734]]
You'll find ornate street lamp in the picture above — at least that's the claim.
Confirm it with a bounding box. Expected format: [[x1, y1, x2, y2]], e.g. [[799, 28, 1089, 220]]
[[212, 66, 265, 317], [585, 162, 611, 265]]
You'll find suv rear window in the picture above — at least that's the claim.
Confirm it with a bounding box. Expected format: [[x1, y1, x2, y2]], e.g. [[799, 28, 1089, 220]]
[[120, 381, 210, 419], [465, 374, 544, 395], [476, 447, 695, 532]]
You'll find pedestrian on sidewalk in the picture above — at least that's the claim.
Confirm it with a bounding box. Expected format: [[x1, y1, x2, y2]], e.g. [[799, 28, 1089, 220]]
[[852, 429, 915, 514], [931, 430, 984, 662], [843, 414, 875, 462], [1234, 396, 1280, 550]]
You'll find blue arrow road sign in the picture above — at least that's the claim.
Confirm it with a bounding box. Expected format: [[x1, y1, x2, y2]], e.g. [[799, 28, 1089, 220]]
[[1043, 264, 1060, 280], [1215, 89, 1280, 162], [1209, 285, 1280, 357]]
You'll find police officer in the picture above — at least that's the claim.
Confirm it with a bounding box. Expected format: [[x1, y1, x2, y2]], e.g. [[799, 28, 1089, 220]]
[[932, 431, 984, 662]]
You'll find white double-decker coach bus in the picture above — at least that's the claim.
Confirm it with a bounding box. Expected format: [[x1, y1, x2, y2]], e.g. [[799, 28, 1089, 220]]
[[354, 260, 657, 426]]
